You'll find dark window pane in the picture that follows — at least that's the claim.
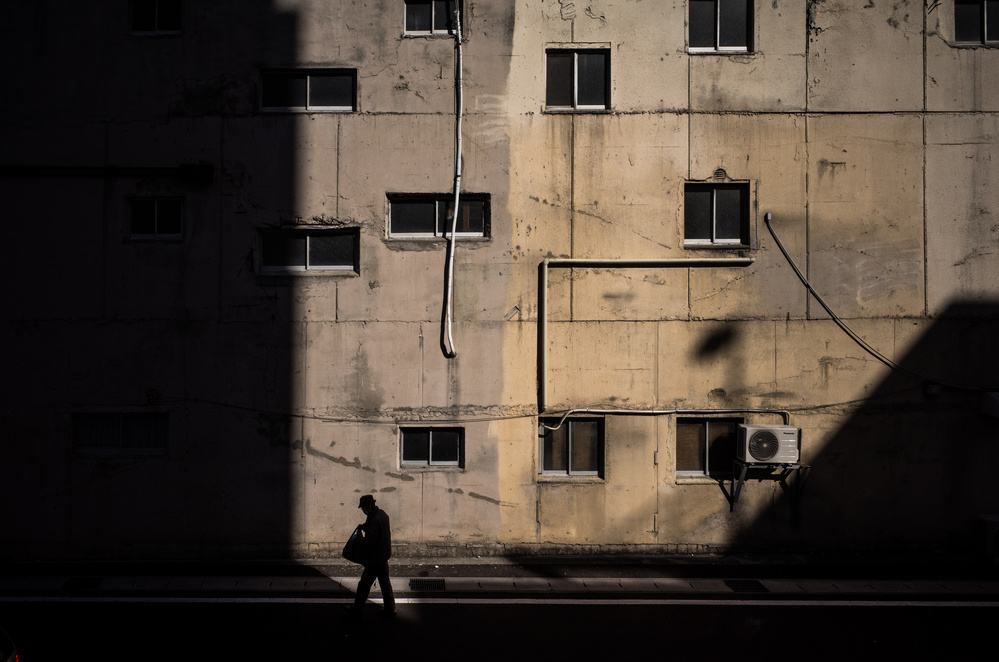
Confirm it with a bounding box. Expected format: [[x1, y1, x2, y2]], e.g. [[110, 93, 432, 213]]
[[156, 199, 183, 235], [714, 186, 746, 241], [130, 199, 156, 235], [157, 0, 182, 31], [706, 421, 737, 476], [131, 0, 157, 31], [718, 0, 749, 48], [987, 0, 998, 41], [406, 1, 432, 31], [956, 0, 982, 42], [431, 430, 461, 464], [684, 186, 712, 241], [570, 421, 599, 473], [546, 52, 574, 107], [403, 430, 430, 463], [676, 422, 706, 473], [309, 73, 353, 108], [542, 425, 567, 472], [74, 414, 121, 448], [261, 232, 306, 267], [262, 72, 307, 107], [309, 234, 354, 268], [392, 201, 436, 234], [576, 52, 608, 107], [122, 413, 168, 449], [439, 198, 485, 234], [690, 0, 716, 48], [433, 1, 455, 32]]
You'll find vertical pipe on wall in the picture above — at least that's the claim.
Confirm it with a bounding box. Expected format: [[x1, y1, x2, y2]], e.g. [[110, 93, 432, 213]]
[[442, 4, 464, 359]]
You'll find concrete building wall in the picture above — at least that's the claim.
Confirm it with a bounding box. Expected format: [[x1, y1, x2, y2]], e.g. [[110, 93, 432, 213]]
[[2, 1, 998, 560]]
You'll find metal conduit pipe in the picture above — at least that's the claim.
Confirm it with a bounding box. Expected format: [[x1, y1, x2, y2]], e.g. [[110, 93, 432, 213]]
[[441, 6, 464, 359], [538, 257, 755, 411], [540, 408, 791, 430]]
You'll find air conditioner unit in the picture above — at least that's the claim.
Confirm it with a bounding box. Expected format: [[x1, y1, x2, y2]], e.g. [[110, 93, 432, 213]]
[[737, 424, 799, 464]]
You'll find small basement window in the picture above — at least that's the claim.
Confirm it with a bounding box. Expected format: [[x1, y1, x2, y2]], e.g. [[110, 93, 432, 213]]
[[259, 228, 359, 273], [405, 0, 459, 35], [955, 0, 999, 44], [128, 197, 183, 240], [684, 182, 750, 247], [689, 0, 752, 52], [388, 194, 489, 238], [130, 0, 181, 35], [73, 412, 169, 456], [261, 69, 357, 111], [539, 417, 604, 477], [676, 418, 742, 478], [545, 49, 610, 111], [401, 427, 464, 467]]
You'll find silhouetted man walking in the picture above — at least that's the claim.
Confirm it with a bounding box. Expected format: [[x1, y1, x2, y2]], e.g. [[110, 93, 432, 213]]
[[348, 495, 396, 616]]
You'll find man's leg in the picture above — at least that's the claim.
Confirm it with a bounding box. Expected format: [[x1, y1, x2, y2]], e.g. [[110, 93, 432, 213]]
[[376, 563, 396, 613], [352, 564, 377, 611]]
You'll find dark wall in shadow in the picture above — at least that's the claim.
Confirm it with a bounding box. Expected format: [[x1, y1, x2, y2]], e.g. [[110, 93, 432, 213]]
[[0, 2, 300, 559], [732, 301, 999, 557]]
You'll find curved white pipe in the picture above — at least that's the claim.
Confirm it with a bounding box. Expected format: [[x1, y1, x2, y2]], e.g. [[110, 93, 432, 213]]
[[442, 6, 463, 359]]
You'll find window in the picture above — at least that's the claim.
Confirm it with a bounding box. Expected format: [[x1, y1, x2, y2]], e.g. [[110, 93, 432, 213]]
[[689, 0, 752, 52], [539, 418, 604, 477], [261, 70, 356, 111], [676, 418, 741, 478], [684, 182, 750, 246], [405, 1, 459, 35], [128, 197, 183, 240], [545, 49, 610, 111], [130, 0, 181, 34], [73, 412, 168, 456], [401, 427, 464, 467], [955, 0, 999, 44], [259, 228, 359, 273], [388, 194, 489, 238]]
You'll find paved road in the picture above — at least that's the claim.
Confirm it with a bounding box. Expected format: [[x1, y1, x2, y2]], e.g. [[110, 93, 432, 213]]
[[2, 559, 997, 660]]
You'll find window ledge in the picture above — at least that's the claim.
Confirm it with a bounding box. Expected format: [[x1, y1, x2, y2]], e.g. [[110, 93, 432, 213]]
[[538, 474, 604, 484], [400, 465, 464, 473], [257, 270, 359, 282], [544, 108, 613, 115], [688, 49, 754, 56], [402, 33, 456, 39], [675, 475, 728, 485]]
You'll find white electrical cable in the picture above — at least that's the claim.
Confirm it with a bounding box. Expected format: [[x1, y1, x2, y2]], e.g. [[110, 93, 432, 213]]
[[442, 5, 463, 359]]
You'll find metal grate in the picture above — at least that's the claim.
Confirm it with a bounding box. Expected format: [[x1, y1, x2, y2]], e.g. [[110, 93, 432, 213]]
[[409, 578, 447, 591]]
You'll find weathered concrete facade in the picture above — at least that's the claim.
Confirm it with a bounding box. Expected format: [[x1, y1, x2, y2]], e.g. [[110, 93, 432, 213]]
[[2, 1, 998, 560]]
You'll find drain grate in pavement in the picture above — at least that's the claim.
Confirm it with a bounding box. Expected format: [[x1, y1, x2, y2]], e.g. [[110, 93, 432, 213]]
[[409, 578, 446, 591], [724, 579, 769, 593]]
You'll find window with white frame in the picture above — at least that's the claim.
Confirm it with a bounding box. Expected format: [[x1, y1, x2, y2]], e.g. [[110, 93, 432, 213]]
[[955, 0, 999, 44], [261, 70, 356, 111], [128, 197, 183, 240], [73, 412, 169, 456], [388, 194, 488, 238], [405, 0, 459, 35], [130, 0, 181, 34], [689, 0, 752, 52], [684, 182, 750, 247], [539, 417, 604, 477], [401, 427, 464, 467], [676, 417, 741, 478], [259, 228, 358, 273], [545, 49, 610, 111]]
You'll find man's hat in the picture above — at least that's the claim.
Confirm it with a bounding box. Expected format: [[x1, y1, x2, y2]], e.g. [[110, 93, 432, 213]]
[[358, 495, 376, 508]]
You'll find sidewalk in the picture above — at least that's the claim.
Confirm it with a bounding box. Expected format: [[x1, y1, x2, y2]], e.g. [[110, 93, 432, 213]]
[[3, 555, 999, 603]]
